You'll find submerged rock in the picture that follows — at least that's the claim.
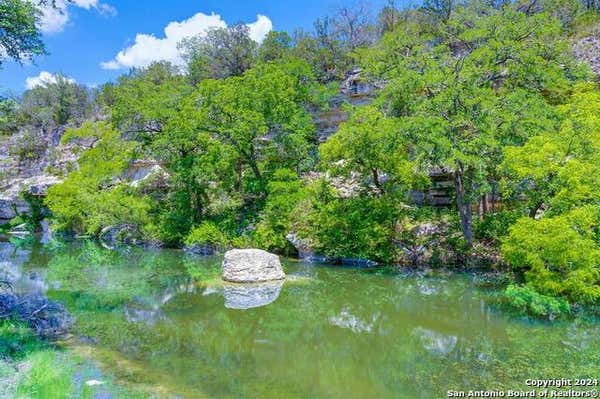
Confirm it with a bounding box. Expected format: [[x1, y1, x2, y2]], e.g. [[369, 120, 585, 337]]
[[40, 219, 52, 244], [0, 292, 71, 336], [222, 280, 284, 310], [413, 327, 457, 357], [222, 249, 285, 283], [329, 307, 379, 334], [184, 243, 218, 256]]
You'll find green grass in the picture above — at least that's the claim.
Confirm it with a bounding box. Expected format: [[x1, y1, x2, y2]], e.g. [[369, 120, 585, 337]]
[[15, 350, 74, 399], [0, 320, 150, 399]]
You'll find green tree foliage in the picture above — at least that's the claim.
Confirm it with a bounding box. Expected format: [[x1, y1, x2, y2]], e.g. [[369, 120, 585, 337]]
[[0, 0, 44, 66], [253, 169, 307, 254], [501, 86, 600, 306], [143, 58, 317, 244], [357, 5, 582, 246], [19, 74, 93, 129], [0, 96, 18, 134], [302, 181, 401, 263], [101, 61, 189, 141], [46, 122, 152, 237], [184, 221, 230, 252], [502, 85, 600, 217], [502, 284, 571, 318], [320, 105, 424, 196], [257, 31, 292, 62], [179, 24, 257, 84], [502, 208, 600, 304]]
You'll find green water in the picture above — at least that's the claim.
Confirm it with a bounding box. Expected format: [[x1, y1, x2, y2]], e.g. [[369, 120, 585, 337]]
[[3, 241, 600, 398]]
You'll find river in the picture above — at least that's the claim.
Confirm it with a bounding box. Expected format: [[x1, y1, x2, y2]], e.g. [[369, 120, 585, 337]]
[[1, 240, 599, 398]]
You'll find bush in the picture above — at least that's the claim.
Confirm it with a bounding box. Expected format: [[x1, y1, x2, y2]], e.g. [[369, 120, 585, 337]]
[[253, 169, 307, 254], [301, 182, 400, 263], [474, 210, 522, 243], [502, 207, 600, 305], [184, 222, 230, 252], [502, 284, 571, 319], [8, 128, 46, 161], [0, 97, 18, 135]]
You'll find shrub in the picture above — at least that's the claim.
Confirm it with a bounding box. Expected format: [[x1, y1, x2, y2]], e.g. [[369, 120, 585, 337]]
[[8, 128, 46, 161], [301, 182, 401, 263], [502, 207, 600, 304], [184, 222, 230, 251], [474, 210, 522, 243], [253, 169, 307, 254], [502, 284, 571, 319]]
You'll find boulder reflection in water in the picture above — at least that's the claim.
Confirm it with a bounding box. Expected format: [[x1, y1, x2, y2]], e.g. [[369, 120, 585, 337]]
[[222, 280, 284, 310]]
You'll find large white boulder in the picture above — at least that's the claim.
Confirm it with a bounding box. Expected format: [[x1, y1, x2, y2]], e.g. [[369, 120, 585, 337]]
[[222, 249, 285, 283]]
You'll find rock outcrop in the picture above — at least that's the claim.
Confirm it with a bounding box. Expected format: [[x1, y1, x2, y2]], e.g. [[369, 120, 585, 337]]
[[285, 233, 326, 262], [312, 68, 380, 143], [222, 249, 285, 283], [0, 175, 62, 221], [573, 35, 600, 78]]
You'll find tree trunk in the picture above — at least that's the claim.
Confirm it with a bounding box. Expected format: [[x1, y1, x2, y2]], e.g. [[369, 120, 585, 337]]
[[477, 196, 484, 221], [454, 164, 473, 247], [529, 201, 543, 219], [372, 168, 382, 194], [249, 160, 262, 181]]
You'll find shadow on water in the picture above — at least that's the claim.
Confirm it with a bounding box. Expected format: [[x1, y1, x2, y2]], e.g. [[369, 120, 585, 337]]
[[1, 239, 599, 398]]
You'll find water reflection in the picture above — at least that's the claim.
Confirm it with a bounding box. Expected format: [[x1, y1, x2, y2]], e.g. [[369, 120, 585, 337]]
[[222, 280, 284, 310], [413, 326, 458, 356], [329, 306, 379, 333], [0, 240, 598, 399], [0, 242, 47, 294]]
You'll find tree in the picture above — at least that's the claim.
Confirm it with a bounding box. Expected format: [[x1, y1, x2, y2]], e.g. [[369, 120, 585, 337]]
[[46, 122, 152, 237], [189, 59, 316, 183], [320, 105, 422, 196], [179, 24, 257, 84], [378, 0, 401, 33], [103, 61, 189, 141], [0, 0, 45, 66], [332, 2, 376, 50], [502, 85, 600, 218], [258, 31, 292, 62], [502, 207, 600, 304], [19, 74, 92, 129], [358, 6, 581, 246], [0, 96, 18, 134], [147, 59, 318, 244], [292, 29, 344, 82], [422, 0, 455, 21]]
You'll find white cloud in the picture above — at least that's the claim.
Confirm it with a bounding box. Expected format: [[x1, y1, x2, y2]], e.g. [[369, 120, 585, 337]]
[[25, 71, 76, 89], [72, 0, 98, 9], [101, 13, 272, 70], [98, 3, 117, 17], [247, 15, 273, 42], [39, 4, 69, 34], [39, 0, 116, 34]]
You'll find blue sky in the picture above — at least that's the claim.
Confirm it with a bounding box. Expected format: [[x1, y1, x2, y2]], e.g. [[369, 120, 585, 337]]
[[1, 0, 392, 95]]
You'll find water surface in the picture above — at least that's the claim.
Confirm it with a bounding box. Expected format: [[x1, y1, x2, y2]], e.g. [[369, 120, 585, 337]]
[[2, 241, 599, 398]]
